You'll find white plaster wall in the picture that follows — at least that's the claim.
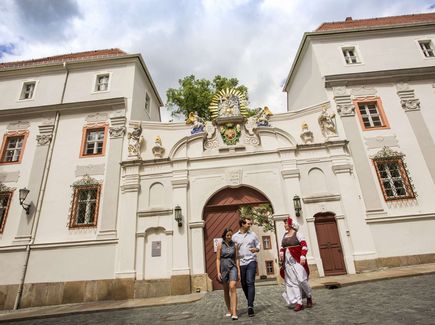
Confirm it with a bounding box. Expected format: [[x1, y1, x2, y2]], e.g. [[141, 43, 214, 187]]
[[0, 251, 27, 284], [286, 45, 327, 111], [313, 31, 435, 77], [0, 72, 65, 109], [25, 244, 116, 282], [131, 65, 161, 121], [144, 229, 170, 279], [410, 81, 435, 141]]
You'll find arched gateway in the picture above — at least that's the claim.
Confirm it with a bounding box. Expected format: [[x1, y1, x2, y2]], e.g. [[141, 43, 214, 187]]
[[203, 186, 271, 290]]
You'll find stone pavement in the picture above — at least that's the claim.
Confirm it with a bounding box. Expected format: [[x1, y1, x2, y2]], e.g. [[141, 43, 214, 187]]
[[1, 263, 435, 324]]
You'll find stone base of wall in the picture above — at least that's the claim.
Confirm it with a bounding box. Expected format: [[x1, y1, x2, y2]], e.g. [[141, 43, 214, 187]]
[[0, 273, 211, 311], [354, 253, 435, 273]]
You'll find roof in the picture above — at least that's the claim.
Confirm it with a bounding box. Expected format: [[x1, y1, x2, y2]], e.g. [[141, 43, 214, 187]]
[[0, 48, 127, 69], [316, 12, 435, 31]]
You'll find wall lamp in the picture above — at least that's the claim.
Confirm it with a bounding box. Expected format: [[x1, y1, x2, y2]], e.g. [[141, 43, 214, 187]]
[[174, 205, 182, 227], [293, 195, 302, 217], [19, 187, 30, 215]]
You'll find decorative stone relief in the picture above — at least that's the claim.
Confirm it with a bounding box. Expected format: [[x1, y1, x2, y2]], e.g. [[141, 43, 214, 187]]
[[75, 164, 105, 177], [337, 104, 355, 117], [36, 134, 52, 146], [7, 121, 30, 131], [245, 116, 257, 136], [318, 106, 337, 138], [72, 174, 101, 187], [396, 82, 410, 92], [225, 169, 242, 187], [332, 87, 347, 96], [152, 136, 165, 158], [109, 126, 126, 138], [365, 136, 399, 149], [350, 86, 377, 97], [401, 99, 420, 111], [127, 123, 144, 159], [86, 112, 109, 123], [0, 183, 15, 192], [0, 172, 20, 183], [204, 121, 216, 139], [300, 122, 314, 144], [338, 103, 355, 116]]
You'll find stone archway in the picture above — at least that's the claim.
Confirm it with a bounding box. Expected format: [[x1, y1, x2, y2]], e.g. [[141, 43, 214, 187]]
[[203, 186, 271, 290]]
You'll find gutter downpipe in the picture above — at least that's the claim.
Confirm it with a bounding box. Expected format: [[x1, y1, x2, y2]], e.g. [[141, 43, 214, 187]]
[[13, 62, 68, 309]]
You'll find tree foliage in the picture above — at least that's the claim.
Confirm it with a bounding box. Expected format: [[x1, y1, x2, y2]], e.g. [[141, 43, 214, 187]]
[[239, 204, 274, 232], [166, 75, 250, 120]]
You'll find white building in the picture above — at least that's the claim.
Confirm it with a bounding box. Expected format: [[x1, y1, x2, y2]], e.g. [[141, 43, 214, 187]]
[[1, 12, 435, 310]]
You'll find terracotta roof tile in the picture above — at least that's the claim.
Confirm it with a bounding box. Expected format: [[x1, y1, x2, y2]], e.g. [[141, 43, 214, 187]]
[[316, 12, 435, 32], [0, 48, 127, 69]]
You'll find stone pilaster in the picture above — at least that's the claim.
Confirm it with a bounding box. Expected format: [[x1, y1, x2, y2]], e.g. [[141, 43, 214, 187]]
[[396, 83, 435, 182], [97, 111, 126, 239]]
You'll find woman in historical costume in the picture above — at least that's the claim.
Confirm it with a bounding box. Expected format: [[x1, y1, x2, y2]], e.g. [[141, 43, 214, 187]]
[[216, 228, 241, 320], [279, 216, 313, 312]]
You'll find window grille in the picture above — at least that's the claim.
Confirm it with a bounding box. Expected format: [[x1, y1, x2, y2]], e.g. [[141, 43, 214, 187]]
[[265, 261, 274, 275], [1, 135, 24, 163], [69, 184, 101, 228], [0, 191, 12, 233]]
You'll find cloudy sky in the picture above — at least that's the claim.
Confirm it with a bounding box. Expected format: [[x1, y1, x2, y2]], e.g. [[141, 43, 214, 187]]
[[1, 0, 434, 121]]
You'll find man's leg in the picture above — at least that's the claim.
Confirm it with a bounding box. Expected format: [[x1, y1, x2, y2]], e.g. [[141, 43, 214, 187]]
[[239, 264, 248, 300], [245, 261, 257, 309]]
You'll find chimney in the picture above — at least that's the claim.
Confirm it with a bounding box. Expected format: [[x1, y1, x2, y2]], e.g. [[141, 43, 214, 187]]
[[345, 16, 353, 21]]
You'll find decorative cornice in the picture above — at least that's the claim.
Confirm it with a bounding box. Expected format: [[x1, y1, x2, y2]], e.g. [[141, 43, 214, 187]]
[[171, 179, 189, 188], [137, 208, 173, 217], [337, 103, 355, 117], [281, 169, 300, 179], [332, 163, 353, 174], [109, 126, 126, 138], [302, 194, 341, 203], [401, 99, 420, 111], [189, 221, 205, 229]]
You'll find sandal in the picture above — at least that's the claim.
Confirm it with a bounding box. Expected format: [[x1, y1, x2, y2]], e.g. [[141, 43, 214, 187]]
[[225, 313, 232, 317], [232, 315, 238, 320]]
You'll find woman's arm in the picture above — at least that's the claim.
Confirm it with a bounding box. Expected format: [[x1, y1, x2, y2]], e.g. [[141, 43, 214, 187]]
[[216, 243, 222, 279], [296, 231, 308, 265], [235, 244, 241, 281]]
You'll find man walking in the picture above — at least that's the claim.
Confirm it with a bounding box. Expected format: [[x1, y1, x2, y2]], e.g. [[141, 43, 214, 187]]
[[232, 217, 260, 317]]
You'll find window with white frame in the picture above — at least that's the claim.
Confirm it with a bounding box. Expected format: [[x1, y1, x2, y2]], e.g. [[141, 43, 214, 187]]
[[0, 190, 12, 233], [372, 147, 416, 201], [145, 93, 151, 115], [265, 260, 274, 275], [342, 47, 359, 64], [81, 127, 106, 156], [69, 177, 101, 228], [262, 236, 272, 250], [418, 40, 435, 57], [355, 99, 389, 130], [20, 81, 36, 100], [1, 133, 26, 163], [95, 74, 110, 92]]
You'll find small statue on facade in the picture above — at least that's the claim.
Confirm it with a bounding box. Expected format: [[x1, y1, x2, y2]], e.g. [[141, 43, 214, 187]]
[[152, 136, 165, 158], [127, 124, 144, 159], [300, 122, 314, 144], [256, 106, 273, 127], [186, 111, 205, 134], [318, 106, 337, 137]]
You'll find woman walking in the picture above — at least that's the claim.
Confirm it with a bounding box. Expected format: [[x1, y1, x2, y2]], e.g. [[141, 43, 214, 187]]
[[279, 216, 313, 312], [216, 228, 241, 320]]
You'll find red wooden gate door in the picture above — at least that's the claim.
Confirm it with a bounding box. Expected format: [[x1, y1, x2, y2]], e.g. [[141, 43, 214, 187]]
[[314, 213, 347, 276], [203, 187, 270, 290]]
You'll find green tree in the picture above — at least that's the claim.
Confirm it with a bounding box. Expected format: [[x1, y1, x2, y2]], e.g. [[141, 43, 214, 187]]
[[239, 204, 274, 232], [166, 75, 249, 120]]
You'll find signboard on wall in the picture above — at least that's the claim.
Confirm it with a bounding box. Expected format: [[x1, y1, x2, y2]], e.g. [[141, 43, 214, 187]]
[[213, 238, 222, 253], [151, 241, 161, 257]]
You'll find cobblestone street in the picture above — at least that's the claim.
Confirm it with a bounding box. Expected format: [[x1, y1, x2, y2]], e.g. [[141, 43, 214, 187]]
[[5, 274, 435, 325]]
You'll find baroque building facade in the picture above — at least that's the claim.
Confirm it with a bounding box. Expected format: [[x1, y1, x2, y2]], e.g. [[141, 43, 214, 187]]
[[0, 13, 435, 310]]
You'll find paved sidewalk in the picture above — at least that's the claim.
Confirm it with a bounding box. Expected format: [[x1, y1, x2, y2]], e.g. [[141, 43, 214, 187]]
[[1, 262, 435, 322]]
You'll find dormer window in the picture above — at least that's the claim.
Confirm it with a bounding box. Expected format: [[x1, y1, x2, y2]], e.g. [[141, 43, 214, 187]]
[[342, 47, 359, 64], [418, 40, 434, 58], [20, 81, 36, 100], [95, 74, 110, 92]]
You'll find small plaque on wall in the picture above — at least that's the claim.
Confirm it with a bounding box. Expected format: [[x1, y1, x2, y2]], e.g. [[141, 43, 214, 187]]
[[151, 241, 161, 257]]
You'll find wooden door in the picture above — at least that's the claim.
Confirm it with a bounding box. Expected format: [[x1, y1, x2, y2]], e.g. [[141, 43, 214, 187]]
[[204, 207, 240, 290], [314, 213, 346, 276], [203, 186, 270, 290]]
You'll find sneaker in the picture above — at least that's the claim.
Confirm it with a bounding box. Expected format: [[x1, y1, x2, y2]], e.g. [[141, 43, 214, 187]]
[[232, 315, 238, 320], [294, 303, 304, 312], [248, 307, 255, 317], [306, 297, 313, 308], [225, 312, 232, 317]]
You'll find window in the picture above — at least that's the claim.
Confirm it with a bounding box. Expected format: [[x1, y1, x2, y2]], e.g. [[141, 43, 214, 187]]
[[354, 98, 390, 130], [373, 158, 415, 201], [265, 260, 274, 275], [69, 184, 101, 228], [262, 236, 272, 250], [0, 131, 28, 164], [95, 74, 110, 92], [145, 93, 151, 115], [342, 47, 359, 64], [0, 191, 12, 233], [80, 126, 107, 157], [419, 40, 435, 58], [20, 81, 36, 100]]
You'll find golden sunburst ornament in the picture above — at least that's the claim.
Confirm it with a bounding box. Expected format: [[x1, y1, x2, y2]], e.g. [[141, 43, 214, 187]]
[[209, 88, 249, 120]]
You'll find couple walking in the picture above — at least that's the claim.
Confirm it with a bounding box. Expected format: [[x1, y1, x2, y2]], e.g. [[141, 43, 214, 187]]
[[216, 216, 313, 320]]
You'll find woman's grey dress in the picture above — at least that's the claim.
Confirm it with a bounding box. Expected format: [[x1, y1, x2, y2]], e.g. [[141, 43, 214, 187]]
[[220, 241, 238, 283]]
